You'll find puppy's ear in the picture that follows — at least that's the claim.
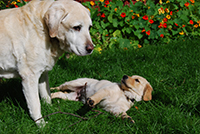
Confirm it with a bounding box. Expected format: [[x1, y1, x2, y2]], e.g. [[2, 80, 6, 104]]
[[44, 4, 66, 38], [143, 83, 153, 101]]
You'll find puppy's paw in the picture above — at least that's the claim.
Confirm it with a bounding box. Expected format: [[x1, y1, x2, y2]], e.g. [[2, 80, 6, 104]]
[[127, 117, 135, 123], [87, 98, 95, 107]]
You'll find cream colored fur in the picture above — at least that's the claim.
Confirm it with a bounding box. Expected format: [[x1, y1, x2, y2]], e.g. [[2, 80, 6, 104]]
[[0, 0, 94, 127], [51, 75, 153, 123]]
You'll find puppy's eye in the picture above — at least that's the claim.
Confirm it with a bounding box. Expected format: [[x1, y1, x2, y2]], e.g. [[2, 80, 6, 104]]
[[135, 79, 140, 83], [73, 26, 81, 31]]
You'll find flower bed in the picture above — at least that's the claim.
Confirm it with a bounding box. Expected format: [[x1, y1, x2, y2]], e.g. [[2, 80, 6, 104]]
[[1, 0, 200, 50], [82, 0, 200, 49]]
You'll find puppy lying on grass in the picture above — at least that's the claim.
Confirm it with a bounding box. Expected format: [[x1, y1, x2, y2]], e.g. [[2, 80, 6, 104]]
[[51, 75, 153, 123]]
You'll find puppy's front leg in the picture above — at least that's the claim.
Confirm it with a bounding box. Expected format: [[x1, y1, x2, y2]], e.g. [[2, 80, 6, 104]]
[[87, 88, 111, 107], [39, 72, 51, 104], [121, 112, 135, 123]]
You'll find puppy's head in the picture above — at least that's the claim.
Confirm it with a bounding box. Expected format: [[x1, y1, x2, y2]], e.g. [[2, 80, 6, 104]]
[[121, 75, 153, 102], [44, 0, 94, 56]]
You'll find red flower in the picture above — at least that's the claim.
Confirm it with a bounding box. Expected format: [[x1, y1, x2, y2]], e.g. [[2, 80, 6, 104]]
[[121, 12, 126, 18], [163, 23, 167, 28], [163, 18, 168, 22], [175, 23, 178, 26], [14, 4, 18, 8], [149, 19, 154, 24], [105, 0, 110, 5], [142, 15, 148, 20], [101, 13, 106, 18], [170, 11, 173, 15], [160, 34, 164, 38], [146, 30, 150, 35], [104, 5, 107, 7], [184, 2, 189, 7], [182, 25, 185, 27], [189, 20, 194, 25]]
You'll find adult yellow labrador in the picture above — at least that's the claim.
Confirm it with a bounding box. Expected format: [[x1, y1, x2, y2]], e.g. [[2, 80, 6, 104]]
[[51, 75, 153, 123], [0, 0, 94, 127]]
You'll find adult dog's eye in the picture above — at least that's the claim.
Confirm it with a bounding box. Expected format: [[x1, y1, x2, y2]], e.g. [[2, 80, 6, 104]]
[[73, 26, 81, 31], [135, 79, 140, 83]]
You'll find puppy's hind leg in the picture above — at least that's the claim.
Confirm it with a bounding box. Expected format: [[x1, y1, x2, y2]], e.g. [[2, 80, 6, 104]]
[[50, 80, 86, 92], [51, 92, 79, 101]]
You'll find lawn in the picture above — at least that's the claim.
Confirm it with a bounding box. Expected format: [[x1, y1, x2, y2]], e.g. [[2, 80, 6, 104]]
[[0, 37, 200, 133]]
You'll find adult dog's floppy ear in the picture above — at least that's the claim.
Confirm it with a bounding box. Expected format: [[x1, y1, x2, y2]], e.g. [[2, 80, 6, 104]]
[[143, 83, 153, 101], [44, 4, 66, 38]]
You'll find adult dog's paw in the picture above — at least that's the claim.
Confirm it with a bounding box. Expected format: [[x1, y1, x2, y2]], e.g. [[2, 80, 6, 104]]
[[87, 98, 95, 107]]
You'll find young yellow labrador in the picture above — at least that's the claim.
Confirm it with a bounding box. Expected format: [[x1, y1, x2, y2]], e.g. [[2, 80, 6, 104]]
[[51, 75, 153, 123], [0, 0, 94, 127]]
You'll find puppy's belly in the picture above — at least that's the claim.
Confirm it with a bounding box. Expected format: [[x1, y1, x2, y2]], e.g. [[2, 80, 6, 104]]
[[99, 100, 131, 115]]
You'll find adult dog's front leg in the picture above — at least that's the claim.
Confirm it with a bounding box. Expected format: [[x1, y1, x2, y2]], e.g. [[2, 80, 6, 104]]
[[22, 74, 45, 127], [39, 72, 51, 104], [87, 88, 110, 107]]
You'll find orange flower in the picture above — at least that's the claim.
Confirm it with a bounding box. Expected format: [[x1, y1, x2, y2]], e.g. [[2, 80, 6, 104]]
[[132, 15, 135, 19], [141, 28, 145, 33], [135, 106, 139, 110], [90, 1, 95, 6], [182, 24, 185, 27], [189, 20, 194, 25], [124, 47, 128, 50], [158, 23, 163, 28], [190, 0, 195, 3], [194, 24, 198, 28], [138, 45, 142, 48], [146, 30, 150, 35], [114, 8, 117, 12], [165, 8, 169, 13], [184, 2, 189, 7]]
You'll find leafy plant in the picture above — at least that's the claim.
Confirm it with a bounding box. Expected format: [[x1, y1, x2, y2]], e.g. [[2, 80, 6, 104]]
[[83, 0, 200, 49]]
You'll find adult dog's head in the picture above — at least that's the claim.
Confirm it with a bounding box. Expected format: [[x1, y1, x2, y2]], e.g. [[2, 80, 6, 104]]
[[44, 0, 94, 56], [121, 75, 153, 102]]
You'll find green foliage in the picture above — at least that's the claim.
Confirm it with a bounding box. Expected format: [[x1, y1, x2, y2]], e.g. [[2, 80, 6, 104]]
[[0, 0, 28, 9], [0, 37, 200, 133], [83, 0, 200, 49]]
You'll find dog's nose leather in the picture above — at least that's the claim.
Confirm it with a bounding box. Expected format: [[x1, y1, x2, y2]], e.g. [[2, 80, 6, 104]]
[[123, 75, 128, 80], [86, 44, 94, 53]]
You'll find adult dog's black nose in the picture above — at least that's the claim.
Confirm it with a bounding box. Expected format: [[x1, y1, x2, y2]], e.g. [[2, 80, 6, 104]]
[[123, 75, 128, 80], [86, 44, 94, 53]]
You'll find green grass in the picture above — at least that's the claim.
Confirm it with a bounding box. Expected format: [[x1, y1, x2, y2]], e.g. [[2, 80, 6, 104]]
[[0, 37, 200, 133]]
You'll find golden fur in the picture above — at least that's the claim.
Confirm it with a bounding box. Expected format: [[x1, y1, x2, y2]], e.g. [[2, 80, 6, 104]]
[[51, 75, 153, 123]]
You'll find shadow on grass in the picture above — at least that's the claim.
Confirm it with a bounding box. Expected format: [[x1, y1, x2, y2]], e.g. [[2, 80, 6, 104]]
[[0, 79, 28, 112]]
